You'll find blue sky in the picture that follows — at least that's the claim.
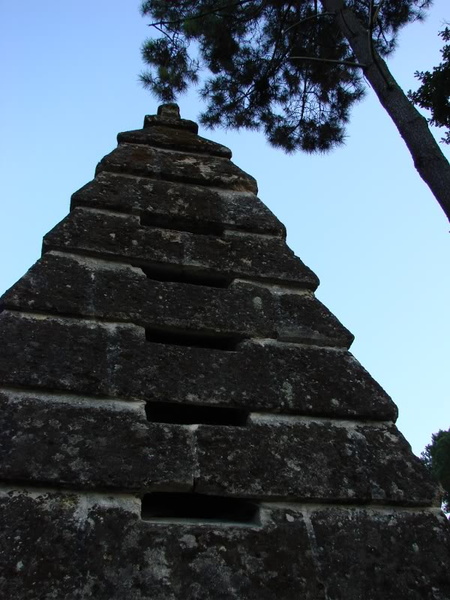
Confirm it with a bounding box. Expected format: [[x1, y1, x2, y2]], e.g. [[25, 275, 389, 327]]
[[1, 1, 449, 456]]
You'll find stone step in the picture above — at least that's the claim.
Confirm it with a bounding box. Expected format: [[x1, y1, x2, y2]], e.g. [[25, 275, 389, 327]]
[[95, 143, 258, 193], [43, 208, 320, 289], [194, 418, 433, 505], [0, 311, 395, 420], [1, 487, 447, 599], [71, 172, 285, 237], [1, 252, 352, 348], [117, 125, 233, 158], [0, 389, 433, 504], [0, 390, 193, 492]]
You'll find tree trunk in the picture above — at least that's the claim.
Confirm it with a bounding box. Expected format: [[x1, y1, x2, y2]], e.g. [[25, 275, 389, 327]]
[[321, 0, 450, 224]]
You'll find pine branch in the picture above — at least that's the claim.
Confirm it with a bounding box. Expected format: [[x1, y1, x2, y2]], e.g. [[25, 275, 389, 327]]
[[289, 55, 366, 68], [147, 0, 254, 29], [283, 11, 334, 34]]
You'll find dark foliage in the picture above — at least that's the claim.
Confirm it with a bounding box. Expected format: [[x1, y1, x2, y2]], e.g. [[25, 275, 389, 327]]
[[140, 0, 431, 153], [421, 428, 450, 513], [409, 27, 450, 144]]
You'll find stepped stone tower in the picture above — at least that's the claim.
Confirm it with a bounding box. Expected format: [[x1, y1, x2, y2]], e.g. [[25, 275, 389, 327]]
[[1, 104, 449, 599]]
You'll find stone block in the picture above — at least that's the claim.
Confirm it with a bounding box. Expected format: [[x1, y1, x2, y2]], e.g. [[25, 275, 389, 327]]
[[274, 290, 354, 346], [194, 420, 435, 505], [0, 390, 426, 503], [42, 208, 319, 288], [308, 506, 450, 599], [0, 390, 194, 491], [0, 253, 277, 338], [0, 489, 323, 600], [144, 106, 199, 133], [0, 311, 396, 419], [117, 125, 233, 158], [71, 172, 285, 236], [95, 143, 258, 193], [0, 311, 142, 397], [1, 490, 449, 599], [132, 341, 397, 421], [1, 253, 351, 346]]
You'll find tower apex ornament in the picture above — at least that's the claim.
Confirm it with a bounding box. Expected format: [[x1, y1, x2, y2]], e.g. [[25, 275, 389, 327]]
[[144, 103, 198, 133], [157, 103, 181, 120]]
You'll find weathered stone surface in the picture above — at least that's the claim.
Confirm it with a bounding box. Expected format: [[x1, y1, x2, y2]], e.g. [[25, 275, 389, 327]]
[[0, 390, 194, 492], [95, 143, 258, 193], [117, 125, 232, 158], [0, 312, 141, 397], [137, 341, 397, 420], [195, 420, 435, 504], [43, 208, 319, 289], [268, 286, 354, 347], [1, 253, 352, 347], [274, 291, 353, 345], [309, 506, 450, 599], [0, 389, 427, 503], [1, 490, 449, 600], [144, 104, 199, 133], [0, 312, 395, 419], [0, 386, 426, 502], [71, 172, 285, 237], [0, 490, 324, 600]]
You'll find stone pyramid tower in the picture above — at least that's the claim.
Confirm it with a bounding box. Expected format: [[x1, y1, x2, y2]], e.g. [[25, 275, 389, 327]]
[[1, 105, 449, 599]]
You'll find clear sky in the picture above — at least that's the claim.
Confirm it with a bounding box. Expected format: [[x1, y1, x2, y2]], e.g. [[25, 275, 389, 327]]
[[1, 1, 448, 456]]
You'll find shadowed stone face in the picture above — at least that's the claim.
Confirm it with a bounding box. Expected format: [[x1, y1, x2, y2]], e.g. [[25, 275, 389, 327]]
[[0, 105, 449, 599], [71, 174, 284, 235], [1, 491, 449, 600], [0, 311, 393, 419]]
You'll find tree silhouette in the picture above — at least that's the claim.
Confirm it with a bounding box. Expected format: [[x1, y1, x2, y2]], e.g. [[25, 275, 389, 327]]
[[409, 27, 450, 145], [140, 0, 450, 222], [421, 429, 450, 514]]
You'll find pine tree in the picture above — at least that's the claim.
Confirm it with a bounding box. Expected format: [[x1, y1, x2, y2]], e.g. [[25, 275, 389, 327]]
[[140, 0, 450, 223], [409, 27, 450, 145], [421, 429, 450, 514]]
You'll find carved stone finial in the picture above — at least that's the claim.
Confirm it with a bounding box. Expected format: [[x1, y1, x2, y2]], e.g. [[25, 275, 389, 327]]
[[157, 103, 181, 120], [143, 104, 198, 134]]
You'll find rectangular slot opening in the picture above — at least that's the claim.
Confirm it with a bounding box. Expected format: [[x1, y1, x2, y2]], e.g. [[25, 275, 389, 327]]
[[140, 213, 224, 237], [139, 264, 232, 288], [141, 492, 260, 525], [145, 401, 248, 426], [145, 327, 241, 351]]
